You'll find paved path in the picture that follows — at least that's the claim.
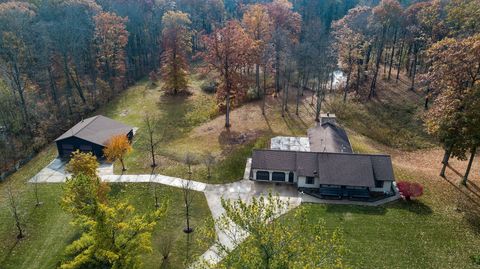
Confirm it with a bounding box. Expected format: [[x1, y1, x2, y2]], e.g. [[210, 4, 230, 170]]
[[29, 157, 398, 266]]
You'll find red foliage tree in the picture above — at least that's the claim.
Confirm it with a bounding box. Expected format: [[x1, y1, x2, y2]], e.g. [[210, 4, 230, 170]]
[[200, 20, 256, 128], [397, 181, 423, 201]]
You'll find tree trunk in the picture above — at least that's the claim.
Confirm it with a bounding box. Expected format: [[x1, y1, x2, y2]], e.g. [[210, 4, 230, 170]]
[[120, 158, 126, 171], [395, 38, 405, 83], [388, 28, 398, 80], [262, 66, 266, 116], [410, 46, 418, 91], [344, 68, 351, 103], [369, 28, 386, 100], [440, 145, 453, 177], [255, 64, 260, 99], [225, 88, 231, 128], [462, 147, 477, 185]]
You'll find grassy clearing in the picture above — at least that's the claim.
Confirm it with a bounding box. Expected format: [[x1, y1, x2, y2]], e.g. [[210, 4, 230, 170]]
[[0, 181, 213, 269], [326, 96, 433, 151], [0, 75, 214, 269]]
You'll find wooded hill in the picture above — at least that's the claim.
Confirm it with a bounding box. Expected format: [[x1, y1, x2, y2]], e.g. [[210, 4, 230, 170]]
[[0, 0, 479, 182]]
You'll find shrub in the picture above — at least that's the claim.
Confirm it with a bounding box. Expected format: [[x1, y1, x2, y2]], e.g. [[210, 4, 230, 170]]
[[397, 181, 424, 201], [200, 80, 218, 93]]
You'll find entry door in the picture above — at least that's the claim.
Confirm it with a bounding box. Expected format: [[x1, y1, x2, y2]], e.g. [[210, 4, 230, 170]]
[[288, 172, 294, 183]]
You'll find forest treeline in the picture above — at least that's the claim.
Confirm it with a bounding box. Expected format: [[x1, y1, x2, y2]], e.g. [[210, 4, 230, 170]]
[[0, 0, 479, 181], [0, 0, 358, 176]]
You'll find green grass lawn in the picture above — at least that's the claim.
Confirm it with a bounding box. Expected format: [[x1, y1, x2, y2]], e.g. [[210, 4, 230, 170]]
[[288, 166, 480, 269], [0, 181, 213, 269]]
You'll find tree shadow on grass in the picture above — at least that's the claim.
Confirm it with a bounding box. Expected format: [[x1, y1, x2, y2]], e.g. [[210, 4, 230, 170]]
[[325, 204, 387, 216], [389, 199, 433, 215]]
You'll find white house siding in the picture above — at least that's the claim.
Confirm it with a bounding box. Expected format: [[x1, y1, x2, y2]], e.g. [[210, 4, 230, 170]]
[[370, 181, 393, 193], [297, 176, 320, 188]]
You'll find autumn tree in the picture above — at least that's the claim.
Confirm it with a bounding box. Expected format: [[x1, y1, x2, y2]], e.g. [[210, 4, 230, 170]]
[[368, 0, 402, 99], [201, 21, 256, 128], [161, 11, 192, 95], [61, 150, 166, 269], [198, 193, 347, 268], [242, 4, 273, 98], [424, 34, 480, 177], [0, 2, 35, 132], [94, 12, 129, 92], [267, 0, 301, 94], [103, 134, 133, 171], [332, 6, 371, 101]]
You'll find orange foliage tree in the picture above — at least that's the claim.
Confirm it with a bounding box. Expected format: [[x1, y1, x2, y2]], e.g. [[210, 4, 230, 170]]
[[242, 4, 273, 98], [103, 134, 132, 171], [161, 11, 192, 95], [94, 12, 129, 92], [201, 21, 256, 128]]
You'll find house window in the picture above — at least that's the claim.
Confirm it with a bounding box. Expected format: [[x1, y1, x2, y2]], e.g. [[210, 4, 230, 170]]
[[306, 176, 315, 185], [375, 180, 384, 188], [256, 171, 269, 181], [272, 172, 286, 182]]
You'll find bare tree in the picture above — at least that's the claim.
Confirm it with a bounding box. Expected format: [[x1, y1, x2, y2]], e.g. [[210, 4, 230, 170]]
[[202, 152, 216, 180], [7, 183, 24, 239], [149, 167, 160, 208], [33, 175, 43, 207], [182, 153, 196, 233], [143, 113, 161, 168]]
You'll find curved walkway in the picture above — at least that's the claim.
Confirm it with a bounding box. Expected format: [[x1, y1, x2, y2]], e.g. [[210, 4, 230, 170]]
[[29, 158, 398, 266]]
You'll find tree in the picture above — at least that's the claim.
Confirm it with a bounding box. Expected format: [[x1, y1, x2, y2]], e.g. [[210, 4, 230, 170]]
[[201, 21, 256, 128], [161, 11, 192, 95], [199, 193, 347, 268], [397, 181, 423, 201], [61, 150, 166, 269], [103, 134, 133, 171], [7, 183, 24, 239], [267, 0, 301, 94], [202, 151, 216, 179], [142, 113, 161, 167], [94, 12, 129, 92], [66, 150, 99, 178], [424, 34, 480, 177], [242, 4, 273, 98], [368, 0, 402, 99], [182, 152, 196, 233]]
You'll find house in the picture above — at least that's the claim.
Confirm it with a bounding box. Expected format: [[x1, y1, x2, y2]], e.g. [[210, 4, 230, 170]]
[[249, 114, 396, 200], [55, 115, 133, 159]]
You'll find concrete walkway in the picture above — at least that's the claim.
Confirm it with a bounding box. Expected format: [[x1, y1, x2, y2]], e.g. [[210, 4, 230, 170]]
[[29, 157, 399, 266]]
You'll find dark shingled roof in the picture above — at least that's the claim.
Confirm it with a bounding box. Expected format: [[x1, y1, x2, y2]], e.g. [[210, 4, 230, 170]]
[[251, 149, 395, 187], [317, 153, 375, 187], [251, 150, 297, 171], [308, 122, 352, 153], [55, 115, 133, 146]]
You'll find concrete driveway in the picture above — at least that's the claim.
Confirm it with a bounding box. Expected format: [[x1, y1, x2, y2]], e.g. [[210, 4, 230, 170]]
[[29, 158, 113, 183]]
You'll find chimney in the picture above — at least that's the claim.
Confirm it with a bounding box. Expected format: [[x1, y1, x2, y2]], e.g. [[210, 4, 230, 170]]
[[320, 113, 336, 125]]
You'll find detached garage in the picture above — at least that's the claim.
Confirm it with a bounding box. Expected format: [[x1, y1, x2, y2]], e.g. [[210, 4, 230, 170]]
[[55, 115, 133, 159]]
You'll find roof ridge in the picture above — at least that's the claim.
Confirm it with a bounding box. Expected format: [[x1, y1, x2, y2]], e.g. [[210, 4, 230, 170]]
[[71, 115, 99, 137], [252, 148, 390, 157]]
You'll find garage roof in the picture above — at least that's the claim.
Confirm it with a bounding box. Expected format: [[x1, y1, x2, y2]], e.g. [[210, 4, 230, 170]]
[[55, 115, 133, 146]]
